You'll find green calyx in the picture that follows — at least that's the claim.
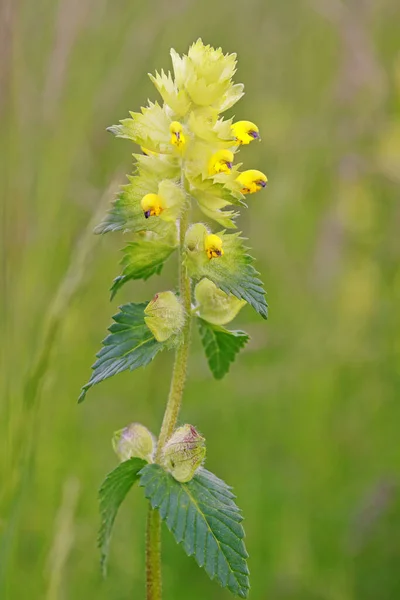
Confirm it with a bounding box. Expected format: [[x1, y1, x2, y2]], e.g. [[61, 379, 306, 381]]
[[161, 424, 206, 483], [112, 423, 156, 463], [144, 291, 186, 343]]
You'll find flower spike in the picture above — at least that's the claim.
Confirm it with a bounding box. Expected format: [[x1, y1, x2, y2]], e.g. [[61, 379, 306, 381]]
[[89, 41, 268, 600]]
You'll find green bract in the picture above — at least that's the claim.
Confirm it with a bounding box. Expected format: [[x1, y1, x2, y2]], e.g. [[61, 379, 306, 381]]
[[82, 39, 269, 600], [185, 224, 268, 319]]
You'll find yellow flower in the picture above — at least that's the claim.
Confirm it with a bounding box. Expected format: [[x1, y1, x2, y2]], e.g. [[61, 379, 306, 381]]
[[208, 149, 234, 175], [232, 120, 260, 145], [236, 169, 267, 194], [204, 233, 224, 259], [140, 193, 166, 218], [169, 121, 186, 149]]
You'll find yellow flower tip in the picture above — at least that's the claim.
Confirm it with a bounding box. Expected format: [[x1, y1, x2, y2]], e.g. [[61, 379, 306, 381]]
[[232, 120, 260, 145], [140, 193, 166, 218], [208, 149, 234, 175], [205, 233, 224, 260], [236, 169, 268, 194], [169, 121, 186, 148]]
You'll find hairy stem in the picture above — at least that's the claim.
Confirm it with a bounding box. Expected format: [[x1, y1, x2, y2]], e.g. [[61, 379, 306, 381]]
[[146, 187, 192, 600], [155, 206, 191, 458], [145, 509, 162, 600]]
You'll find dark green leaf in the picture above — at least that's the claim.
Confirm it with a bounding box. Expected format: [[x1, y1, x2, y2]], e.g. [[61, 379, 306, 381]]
[[110, 240, 176, 299], [139, 465, 250, 598], [98, 458, 146, 576], [197, 319, 249, 379], [78, 303, 165, 402]]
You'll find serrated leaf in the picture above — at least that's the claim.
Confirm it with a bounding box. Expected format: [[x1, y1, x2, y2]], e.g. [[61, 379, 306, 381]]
[[78, 303, 166, 402], [187, 231, 268, 319], [110, 240, 177, 299], [139, 465, 250, 598], [98, 457, 146, 576], [197, 319, 249, 379]]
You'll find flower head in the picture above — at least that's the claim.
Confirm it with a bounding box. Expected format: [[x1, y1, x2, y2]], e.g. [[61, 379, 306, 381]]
[[144, 291, 185, 342], [141, 193, 166, 218], [112, 422, 155, 463], [162, 424, 206, 483], [236, 169, 267, 194], [208, 149, 234, 175], [204, 233, 224, 259], [232, 120, 260, 145], [169, 121, 186, 149]]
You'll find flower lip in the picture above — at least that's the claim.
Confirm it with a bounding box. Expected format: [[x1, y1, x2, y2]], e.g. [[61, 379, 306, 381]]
[[205, 233, 224, 259]]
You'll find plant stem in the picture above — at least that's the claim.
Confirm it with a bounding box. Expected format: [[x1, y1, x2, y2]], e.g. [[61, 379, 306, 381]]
[[155, 206, 192, 459], [145, 509, 162, 600], [145, 192, 192, 600]]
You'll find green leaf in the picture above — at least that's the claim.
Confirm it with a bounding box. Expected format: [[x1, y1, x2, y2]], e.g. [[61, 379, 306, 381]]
[[78, 303, 165, 402], [139, 465, 250, 598], [98, 457, 146, 576], [197, 319, 249, 379], [187, 230, 268, 319], [110, 240, 177, 299]]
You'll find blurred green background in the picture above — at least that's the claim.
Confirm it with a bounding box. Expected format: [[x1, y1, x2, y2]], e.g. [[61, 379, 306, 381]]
[[2, 0, 400, 598]]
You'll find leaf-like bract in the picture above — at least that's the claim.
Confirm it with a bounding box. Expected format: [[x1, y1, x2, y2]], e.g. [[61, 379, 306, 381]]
[[140, 464, 250, 598], [98, 458, 146, 576], [197, 319, 249, 379], [187, 232, 268, 319], [110, 240, 177, 298], [78, 303, 165, 402], [95, 178, 172, 236]]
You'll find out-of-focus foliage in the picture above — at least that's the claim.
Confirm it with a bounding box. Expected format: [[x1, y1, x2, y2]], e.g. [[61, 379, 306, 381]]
[[1, 0, 400, 599]]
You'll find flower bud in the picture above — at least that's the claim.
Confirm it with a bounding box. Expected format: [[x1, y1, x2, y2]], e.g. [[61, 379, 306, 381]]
[[162, 424, 206, 483], [144, 291, 185, 342], [112, 423, 155, 463], [195, 278, 246, 325]]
